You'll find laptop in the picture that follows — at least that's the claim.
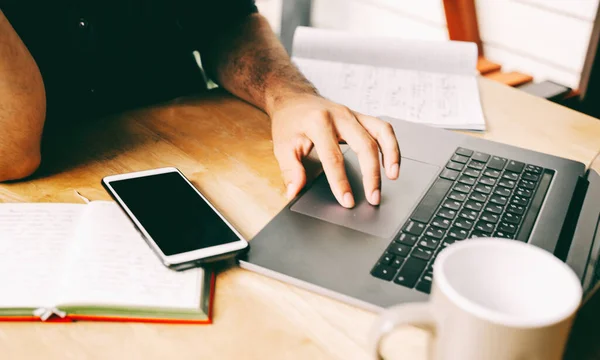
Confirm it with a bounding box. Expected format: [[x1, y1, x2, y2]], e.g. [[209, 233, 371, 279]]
[[240, 117, 600, 311]]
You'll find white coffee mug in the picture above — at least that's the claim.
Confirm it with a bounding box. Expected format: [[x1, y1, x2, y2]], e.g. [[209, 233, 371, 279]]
[[371, 238, 583, 360]]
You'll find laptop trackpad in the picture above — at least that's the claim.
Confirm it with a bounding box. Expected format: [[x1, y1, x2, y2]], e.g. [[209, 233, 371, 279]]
[[291, 156, 440, 239]]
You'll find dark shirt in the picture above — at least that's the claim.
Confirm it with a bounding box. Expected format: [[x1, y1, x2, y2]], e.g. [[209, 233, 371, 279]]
[[1, 0, 257, 121]]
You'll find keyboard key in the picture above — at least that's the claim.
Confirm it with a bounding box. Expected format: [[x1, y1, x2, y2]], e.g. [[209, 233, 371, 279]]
[[372, 263, 397, 281], [517, 170, 552, 242], [474, 184, 492, 194], [431, 216, 451, 229], [479, 176, 496, 186], [446, 161, 465, 172], [403, 220, 426, 236], [442, 200, 461, 211], [472, 152, 490, 163], [483, 168, 501, 178], [448, 191, 467, 202], [416, 280, 432, 294], [416, 280, 432, 293], [469, 192, 488, 203], [426, 263, 435, 274], [458, 175, 476, 186], [503, 212, 521, 225], [484, 204, 503, 215], [464, 168, 481, 178], [511, 195, 529, 206], [494, 186, 512, 197], [490, 195, 508, 206], [498, 222, 517, 234], [412, 247, 434, 261], [391, 257, 405, 268], [440, 168, 460, 181], [525, 164, 542, 174], [498, 179, 516, 189], [459, 210, 478, 221], [475, 221, 495, 234], [506, 160, 525, 173], [388, 243, 411, 257], [502, 172, 519, 181], [437, 208, 457, 220], [519, 180, 536, 190], [447, 227, 468, 240], [456, 148, 474, 157], [410, 178, 453, 223], [395, 233, 418, 246], [425, 227, 445, 240], [440, 240, 454, 251], [471, 230, 492, 238], [465, 200, 483, 212], [507, 203, 525, 215], [515, 188, 532, 198], [454, 183, 472, 194], [493, 187, 511, 197], [454, 218, 474, 230], [494, 230, 514, 239], [522, 172, 539, 182], [419, 236, 440, 250], [468, 160, 485, 170], [488, 156, 507, 171], [394, 258, 427, 287], [421, 272, 433, 283], [451, 154, 469, 164], [480, 211, 500, 224], [380, 253, 394, 265]]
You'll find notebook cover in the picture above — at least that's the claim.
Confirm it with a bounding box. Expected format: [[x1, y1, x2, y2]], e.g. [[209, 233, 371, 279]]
[[0, 273, 216, 324]]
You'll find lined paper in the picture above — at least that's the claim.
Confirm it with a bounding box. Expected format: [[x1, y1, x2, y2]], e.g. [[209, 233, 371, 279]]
[[292, 27, 486, 130], [0, 204, 84, 308]]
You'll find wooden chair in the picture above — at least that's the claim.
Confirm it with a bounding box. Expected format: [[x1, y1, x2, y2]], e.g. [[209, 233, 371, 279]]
[[442, 0, 534, 87]]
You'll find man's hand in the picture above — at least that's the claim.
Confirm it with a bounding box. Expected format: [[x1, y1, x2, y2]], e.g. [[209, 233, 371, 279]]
[[270, 94, 400, 208], [200, 13, 399, 207]]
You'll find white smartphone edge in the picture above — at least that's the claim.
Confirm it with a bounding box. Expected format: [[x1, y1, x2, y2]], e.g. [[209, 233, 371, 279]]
[[102, 167, 249, 269]]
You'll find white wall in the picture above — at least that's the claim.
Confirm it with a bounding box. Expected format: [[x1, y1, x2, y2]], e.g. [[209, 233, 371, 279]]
[[256, 0, 599, 89]]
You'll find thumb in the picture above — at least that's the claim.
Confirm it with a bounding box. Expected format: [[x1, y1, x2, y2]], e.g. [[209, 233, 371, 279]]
[[275, 146, 307, 200]]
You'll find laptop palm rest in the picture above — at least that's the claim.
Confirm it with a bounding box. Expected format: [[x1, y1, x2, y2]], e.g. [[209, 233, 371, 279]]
[[291, 154, 440, 239]]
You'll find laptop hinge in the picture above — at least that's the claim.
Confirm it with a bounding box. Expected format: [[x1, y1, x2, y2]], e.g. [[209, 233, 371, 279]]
[[555, 175, 590, 262]]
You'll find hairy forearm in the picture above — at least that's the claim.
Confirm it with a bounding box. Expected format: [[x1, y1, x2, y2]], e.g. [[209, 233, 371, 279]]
[[201, 13, 317, 116], [0, 10, 46, 180]]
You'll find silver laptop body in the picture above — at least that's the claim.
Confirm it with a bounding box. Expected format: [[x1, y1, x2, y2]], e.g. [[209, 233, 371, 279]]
[[240, 118, 600, 310]]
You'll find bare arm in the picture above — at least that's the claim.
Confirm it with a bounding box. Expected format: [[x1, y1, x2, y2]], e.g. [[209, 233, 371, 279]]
[[202, 13, 400, 207], [201, 13, 316, 115], [0, 10, 46, 181]]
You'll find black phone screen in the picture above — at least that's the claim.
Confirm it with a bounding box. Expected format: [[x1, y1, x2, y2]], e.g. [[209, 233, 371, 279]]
[[108, 172, 240, 256]]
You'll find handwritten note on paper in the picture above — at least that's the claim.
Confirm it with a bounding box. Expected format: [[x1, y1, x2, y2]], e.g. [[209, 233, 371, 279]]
[[292, 27, 486, 131], [59, 202, 202, 309], [0, 204, 84, 308]]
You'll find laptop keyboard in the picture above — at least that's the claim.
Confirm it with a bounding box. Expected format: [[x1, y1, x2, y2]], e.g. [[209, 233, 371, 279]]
[[371, 147, 554, 294]]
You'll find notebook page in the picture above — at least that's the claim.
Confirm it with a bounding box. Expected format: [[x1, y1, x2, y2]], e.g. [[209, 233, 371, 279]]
[[58, 202, 203, 310], [0, 204, 84, 308], [292, 26, 477, 75], [291, 27, 485, 130], [294, 58, 485, 130]]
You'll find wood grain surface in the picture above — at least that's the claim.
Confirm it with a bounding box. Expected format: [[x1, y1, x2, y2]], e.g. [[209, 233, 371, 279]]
[[0, 78, 599, 360]]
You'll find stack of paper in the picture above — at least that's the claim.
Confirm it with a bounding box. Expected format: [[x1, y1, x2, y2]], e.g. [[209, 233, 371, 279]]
[[292, 27, 486, 131]]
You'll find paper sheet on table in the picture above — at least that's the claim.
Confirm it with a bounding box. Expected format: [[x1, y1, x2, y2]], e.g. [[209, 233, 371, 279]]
[[292, 27, 486, 131]]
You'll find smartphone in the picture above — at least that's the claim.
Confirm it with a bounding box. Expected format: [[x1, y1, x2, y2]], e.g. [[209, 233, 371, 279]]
[[102, 167, 249, 270]]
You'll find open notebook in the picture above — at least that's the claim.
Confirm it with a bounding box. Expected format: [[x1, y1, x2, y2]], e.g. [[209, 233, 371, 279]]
[[0, 201, 214, 323], [292, 27, 486, 131]]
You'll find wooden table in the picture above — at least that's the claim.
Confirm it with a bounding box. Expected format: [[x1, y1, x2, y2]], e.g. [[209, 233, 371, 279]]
[[1, 79, 599, 360]]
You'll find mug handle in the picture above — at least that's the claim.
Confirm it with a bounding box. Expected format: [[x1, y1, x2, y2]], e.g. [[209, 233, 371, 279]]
[[371, 303, 435, 360]]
